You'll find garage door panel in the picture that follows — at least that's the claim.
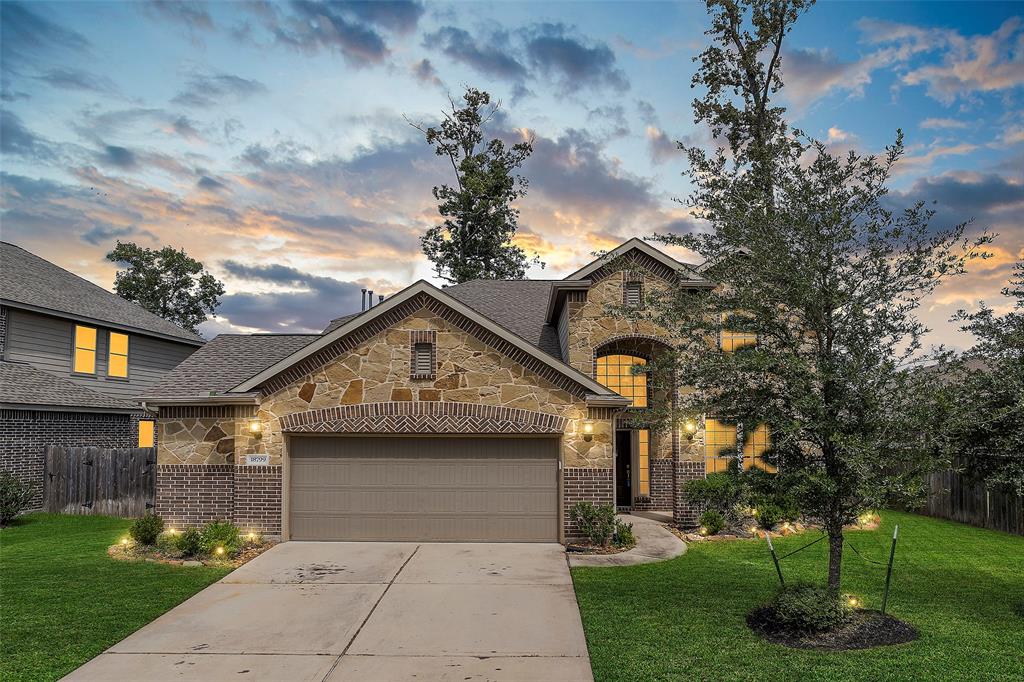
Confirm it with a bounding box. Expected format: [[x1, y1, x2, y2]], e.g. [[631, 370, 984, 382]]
[[289, 437, 558, 542]]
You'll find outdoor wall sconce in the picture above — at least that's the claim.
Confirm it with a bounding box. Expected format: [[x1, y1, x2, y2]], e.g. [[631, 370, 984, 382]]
[[249, 418, 263, 439], [582, 419, 595, 442], [683, 419, 697, 441]]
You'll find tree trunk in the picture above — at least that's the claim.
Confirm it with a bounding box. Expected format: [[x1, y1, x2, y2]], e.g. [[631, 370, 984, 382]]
[[827, 529, 844, 594]]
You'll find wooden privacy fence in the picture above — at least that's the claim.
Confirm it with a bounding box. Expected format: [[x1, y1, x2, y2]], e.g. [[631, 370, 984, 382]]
[[924, 469, 1023, 536], [43, 446, 156, 518]]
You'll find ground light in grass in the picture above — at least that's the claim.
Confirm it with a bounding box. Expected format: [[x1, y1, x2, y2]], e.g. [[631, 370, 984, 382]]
[[571, 511, 1024, 682]]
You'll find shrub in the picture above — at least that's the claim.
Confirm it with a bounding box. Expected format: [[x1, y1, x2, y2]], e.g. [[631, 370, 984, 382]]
[[200, 520, 242, 557], [768, 582, 853, 634], [129, 512, 164, 546], [175, 528, 203, 558], [754, 503, 782, 530], [570, 501, 616, 546], [155, 532, 181, 557], [684, 473, 739, 516], [612, 519, 635, 548], [699, 509, 726, 535], [0, 473, 35, 526]]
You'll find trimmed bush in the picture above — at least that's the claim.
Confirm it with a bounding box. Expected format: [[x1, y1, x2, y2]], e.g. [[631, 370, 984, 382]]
[[0, 473, 35, 526], [175, 528, 203, 558], [612, 519, 635, 548], [200, 520, 242, 557], [699, 509, 726, 535], [129, 513, 164, 546], [684, 472, 739, 516], [768, 582, 854, 634], [754, 503, 783, 530], [570, 501, 616, 546]]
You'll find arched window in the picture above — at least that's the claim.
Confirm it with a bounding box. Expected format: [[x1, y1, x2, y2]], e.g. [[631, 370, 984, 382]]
[[595, 354, 648, 408]]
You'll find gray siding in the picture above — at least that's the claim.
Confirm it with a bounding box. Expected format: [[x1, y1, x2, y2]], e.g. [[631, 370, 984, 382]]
[[557, 302, 570, 363], [5, 308, 197, 403]]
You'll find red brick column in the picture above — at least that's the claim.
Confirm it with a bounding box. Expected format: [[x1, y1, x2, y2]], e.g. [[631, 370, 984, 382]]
[[673, 460, 705, 528], [234, 465, 282, 535]]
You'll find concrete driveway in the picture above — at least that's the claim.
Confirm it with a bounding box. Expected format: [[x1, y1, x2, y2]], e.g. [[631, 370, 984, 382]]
[[64, 542, 592, 682]]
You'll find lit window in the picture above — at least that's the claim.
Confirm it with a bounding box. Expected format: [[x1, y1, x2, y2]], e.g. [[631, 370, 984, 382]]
[[637, 429, 650, 496], [743, 423, 775, 472], [595, 354, 648, 408], [108, 332, 129, 378], [411, 342, 433, 377], [704, 418, 737, 473], [720, 312, 757, 352], [624, 281, 642, 307], [73, 325, 97, 374], [138, 420, 155, 448]]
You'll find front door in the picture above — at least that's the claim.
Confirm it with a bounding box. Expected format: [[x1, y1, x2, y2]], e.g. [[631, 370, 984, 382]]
[[615, 430, 632, 507]]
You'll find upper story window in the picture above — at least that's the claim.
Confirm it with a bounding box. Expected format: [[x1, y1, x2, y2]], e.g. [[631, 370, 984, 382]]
[[138, 420, 155, 448], [595, 354, 648, 408], [73, 325, 97, 374], [108, 332, 129, 378], [720, 312, 757, 352]]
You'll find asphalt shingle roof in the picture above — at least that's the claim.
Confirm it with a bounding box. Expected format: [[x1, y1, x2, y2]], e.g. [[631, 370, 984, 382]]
[[0, 242, 204, 344], [0, 361, 139, 411], [445, 279, 561, 359], [137, 334, 319, 399]]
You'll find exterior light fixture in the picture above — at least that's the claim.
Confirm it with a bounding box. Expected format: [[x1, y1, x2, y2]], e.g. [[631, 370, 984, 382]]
[[847, 596, 860, 608], [249, 418, 263, 439], [683, 419, 697, 441], [582, 419, 595, 442], [120, 537, 130, 546], [215, 546, 225, 556], [247, 532, 256, 542], [167, 528, 177, 535]]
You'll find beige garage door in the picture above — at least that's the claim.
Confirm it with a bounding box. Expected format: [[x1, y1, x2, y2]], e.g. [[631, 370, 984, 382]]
[[288, 436, 559, 542]]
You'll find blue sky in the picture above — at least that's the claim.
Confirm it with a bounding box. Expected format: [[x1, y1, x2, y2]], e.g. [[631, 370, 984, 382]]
[[1, 1, 1021, 348]]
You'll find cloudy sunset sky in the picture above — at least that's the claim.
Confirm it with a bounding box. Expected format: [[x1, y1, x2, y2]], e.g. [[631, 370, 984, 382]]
[[1, 0, 1021, 347]]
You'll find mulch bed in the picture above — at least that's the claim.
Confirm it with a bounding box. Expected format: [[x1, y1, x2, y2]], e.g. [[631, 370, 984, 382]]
[[107, 540, 276, 568], [565, 541, 636, 555], [747, 607, 919, 651]]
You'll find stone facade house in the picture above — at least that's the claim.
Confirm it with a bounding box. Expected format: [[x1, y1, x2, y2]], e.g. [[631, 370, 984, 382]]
[[141, 239, 765, 543], [0, 242, 204, 507]]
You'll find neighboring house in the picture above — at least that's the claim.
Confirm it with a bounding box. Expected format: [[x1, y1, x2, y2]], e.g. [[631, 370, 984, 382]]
[[0, 242, 204, 507], [140, 239, 770, 542]]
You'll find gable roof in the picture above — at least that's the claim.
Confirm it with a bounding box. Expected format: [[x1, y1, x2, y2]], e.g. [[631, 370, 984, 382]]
[[0, 361, 139, 412], [136, 334, 319, 402], [565, 237, 709, 283], [232, 280, 624, 402], [0, 242, 204, 345]]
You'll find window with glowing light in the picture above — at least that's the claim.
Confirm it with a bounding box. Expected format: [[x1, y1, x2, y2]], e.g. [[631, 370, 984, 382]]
[[720, 312, 757, 352], [138, 420, 155, 448], [73, 325, 97, 374], [108, 332, 129, 378], [704, 418, 737, 473], [743, 423, 775, 472], [595, 354, 648, 407], [637, 429, 650, 496]]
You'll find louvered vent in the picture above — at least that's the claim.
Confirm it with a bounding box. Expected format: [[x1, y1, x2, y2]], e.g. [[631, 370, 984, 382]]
[[624, 281, 642, 306], [412, 342, 433, 376]]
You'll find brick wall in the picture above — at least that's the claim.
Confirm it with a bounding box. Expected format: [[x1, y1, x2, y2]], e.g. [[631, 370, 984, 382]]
[[632, 458, 673, 511], [0, 409, 136, 509], [563, 467, 613, 541], [234, 466, 282, 535], [673, 460, 706, 528], [156, 463, 282, 535]]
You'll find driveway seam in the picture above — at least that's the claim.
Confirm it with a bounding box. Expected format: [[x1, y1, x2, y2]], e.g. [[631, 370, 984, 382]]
[[321, 544, 421, 681]]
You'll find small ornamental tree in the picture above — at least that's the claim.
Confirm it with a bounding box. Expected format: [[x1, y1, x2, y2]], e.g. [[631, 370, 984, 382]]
[[629, 0, 990, 594], [408, 87, 541, 284], [106, 242, 224, 333], [938, 261, 1024, 494]]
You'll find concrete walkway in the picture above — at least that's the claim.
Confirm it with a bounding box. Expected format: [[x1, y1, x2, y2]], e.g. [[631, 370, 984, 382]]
[[64, 542, 593, 682], [567, 512, 687, 568]]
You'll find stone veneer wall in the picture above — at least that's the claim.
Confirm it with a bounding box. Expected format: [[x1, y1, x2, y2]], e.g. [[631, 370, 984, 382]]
[[0, 409, 137, 509]]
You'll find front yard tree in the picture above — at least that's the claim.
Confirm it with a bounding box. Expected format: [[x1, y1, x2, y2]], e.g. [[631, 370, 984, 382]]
[[106, 241, 225, 333], [940, 261, 1024, 494], [409, 87, 540, 284], [640, 0, 990, 593]]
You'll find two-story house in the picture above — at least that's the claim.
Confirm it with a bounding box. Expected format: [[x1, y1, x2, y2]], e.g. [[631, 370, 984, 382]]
[[139, 238, 770, 542], [0, 242, 205, 507]]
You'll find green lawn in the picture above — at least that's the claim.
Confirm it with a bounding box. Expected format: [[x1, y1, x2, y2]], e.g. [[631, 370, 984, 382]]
[[572, 511, 1024, 681], [0, 514, 230, 682]]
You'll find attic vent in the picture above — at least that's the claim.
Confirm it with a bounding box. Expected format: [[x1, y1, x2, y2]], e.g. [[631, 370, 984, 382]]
[[624, 281, 643, 307]]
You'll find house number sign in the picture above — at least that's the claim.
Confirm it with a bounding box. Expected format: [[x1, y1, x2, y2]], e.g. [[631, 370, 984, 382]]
[[245, 454, 270, 466]]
